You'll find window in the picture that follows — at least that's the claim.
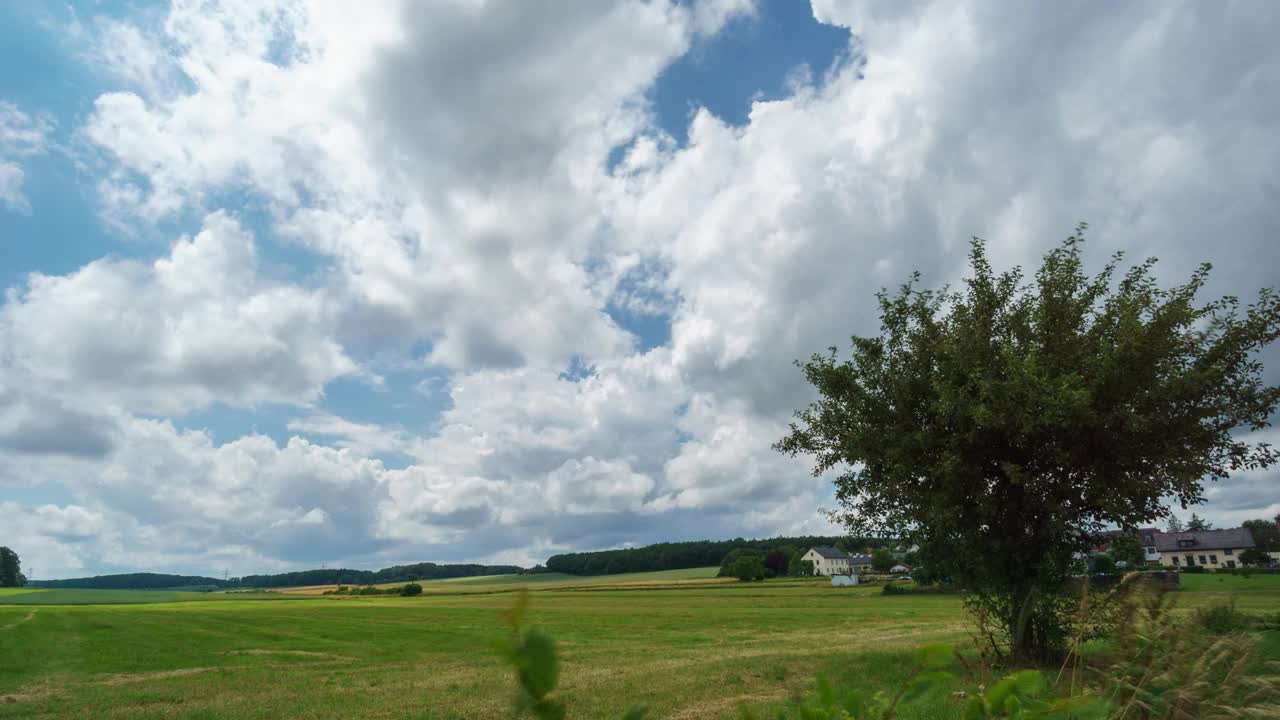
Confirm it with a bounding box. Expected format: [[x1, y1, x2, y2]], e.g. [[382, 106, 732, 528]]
[[1209, 555, 1218, 564], [1171, 556, 1180, 565], [1227, 561, 1236, 569], [1145, 547, 1156, 555], [1178, 539, 1194, 548], [1186, 555, 1195, 566], [1224, 548, 1233, 555], [1198, 555, 1207, 565]]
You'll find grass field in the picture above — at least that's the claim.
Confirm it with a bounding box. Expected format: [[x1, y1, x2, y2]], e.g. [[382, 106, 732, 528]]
[[281, 566, 728, 595], [1, 572, 1276, 719]]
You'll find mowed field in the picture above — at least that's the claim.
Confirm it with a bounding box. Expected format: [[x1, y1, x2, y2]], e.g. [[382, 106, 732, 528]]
[[1, 572, 1277, 720]]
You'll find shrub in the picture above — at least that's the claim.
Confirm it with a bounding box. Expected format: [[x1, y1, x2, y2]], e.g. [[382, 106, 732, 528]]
[[1180, 564, 1206, 573], [732, 556, 767, 582], [400, 582, 423, 596]]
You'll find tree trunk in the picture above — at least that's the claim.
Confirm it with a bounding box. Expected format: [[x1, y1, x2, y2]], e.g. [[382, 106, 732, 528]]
[[1009, 585, 1042, 665]]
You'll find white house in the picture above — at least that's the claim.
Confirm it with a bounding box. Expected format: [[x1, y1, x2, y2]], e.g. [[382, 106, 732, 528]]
[[889, 563, 912, 574], [802, 547, 853, 576], [1154, 528, 1256, 569]]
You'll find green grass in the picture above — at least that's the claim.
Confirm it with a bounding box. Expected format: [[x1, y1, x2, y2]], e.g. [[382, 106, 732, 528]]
[[1, 571, 1275, 719]]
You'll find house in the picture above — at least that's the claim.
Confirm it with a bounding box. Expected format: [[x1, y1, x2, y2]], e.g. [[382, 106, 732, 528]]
[[802, 547, 853, 576], [889, 563, 912, 574], [1153, 528, 1256, 569], [1092, 527, 1162, 564], [848, 554, 874, 572]]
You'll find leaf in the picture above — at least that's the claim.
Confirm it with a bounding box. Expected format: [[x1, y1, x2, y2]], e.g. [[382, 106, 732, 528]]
[[1001, 694, 1022, 718], [622, 704, 648, 720], [814, 673, 837, 708], [900, 671, 954, 704], [517, 629, 559, 699], [963, 695, 988, 720], [914, 643, 955, 669], [1008, 670, 1043, 698], [984, 677, 1017, 712], [508, 589, 531, 631]]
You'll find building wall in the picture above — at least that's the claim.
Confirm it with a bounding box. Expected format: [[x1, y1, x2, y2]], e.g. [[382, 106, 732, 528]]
[[802, 550, 851, 576], [1157, 548, 1246, 569]]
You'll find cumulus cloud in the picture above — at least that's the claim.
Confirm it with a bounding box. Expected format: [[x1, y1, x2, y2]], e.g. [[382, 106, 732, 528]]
[[3, 0, 1279, 576], [1, 211, 356, 415]]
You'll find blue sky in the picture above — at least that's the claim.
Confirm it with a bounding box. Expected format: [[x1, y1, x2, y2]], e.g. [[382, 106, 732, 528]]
[[2, 1, 1278, 579]]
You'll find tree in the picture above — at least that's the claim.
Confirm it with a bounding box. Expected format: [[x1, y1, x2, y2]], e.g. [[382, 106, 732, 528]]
[[1108, 533, 1146, 568], [1186, 513, 1213, 531], [795, 559, 815, 577], [1243, 518, 1280, 552], [765, 547, 795, 577], [871, 548, 895, 572], [718, 548, 764, 577], [1239, 547, 1271, 567], [400, 582, 423, 596], [1166, 516, 1184, 533], [1088, 554, 1117, 575], [776, 230, 1280, 662], [0, 547, 23, 588], [731, 556, 766, 582]]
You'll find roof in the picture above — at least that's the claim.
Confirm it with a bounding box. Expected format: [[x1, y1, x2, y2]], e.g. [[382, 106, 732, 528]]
[[810, 546, 849, 559], [1094, 527, 1161, 545], [847, 554, 873, 565], [1154, 528, 1255, 552]]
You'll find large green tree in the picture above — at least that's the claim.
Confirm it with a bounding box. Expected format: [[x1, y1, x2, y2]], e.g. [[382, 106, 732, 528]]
[[777, 229, 1280, 662], [0, 547, 24, 587], [1243, 518, 1280, 552]]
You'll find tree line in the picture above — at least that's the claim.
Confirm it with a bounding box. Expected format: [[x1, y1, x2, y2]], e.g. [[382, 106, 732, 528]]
[[30, 561, 523, 590], [543, 535, 888, 576]]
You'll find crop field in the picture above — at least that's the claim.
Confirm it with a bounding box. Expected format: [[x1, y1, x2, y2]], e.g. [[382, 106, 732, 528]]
[[1, 572, 1276, 719]]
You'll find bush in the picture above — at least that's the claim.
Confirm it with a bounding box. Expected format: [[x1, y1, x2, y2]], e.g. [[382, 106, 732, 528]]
[[1239, 547, 1272, 567], [1198, 602, 1249, 634], [732, 556, 767, 582], [400, 582, 423, 596], [1180, 564, 1206, 574]]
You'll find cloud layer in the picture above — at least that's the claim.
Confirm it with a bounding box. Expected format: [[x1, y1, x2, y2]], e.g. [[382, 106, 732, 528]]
[[3, 0, 1278, 578]]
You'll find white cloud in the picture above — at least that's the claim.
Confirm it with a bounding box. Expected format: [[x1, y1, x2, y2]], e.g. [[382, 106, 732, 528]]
[[4, 0, 1279, 576], [1, 211, 356, 415], [0, 102, 52, 212]]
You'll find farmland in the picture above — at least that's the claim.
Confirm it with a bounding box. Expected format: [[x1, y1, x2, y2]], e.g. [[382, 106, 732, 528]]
[[1, 571, 1277, 719]]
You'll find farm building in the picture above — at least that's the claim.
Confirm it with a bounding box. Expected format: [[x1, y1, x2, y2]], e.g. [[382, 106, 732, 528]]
[[802, 547, 853, 576], [1154, 528, 1255, 569]]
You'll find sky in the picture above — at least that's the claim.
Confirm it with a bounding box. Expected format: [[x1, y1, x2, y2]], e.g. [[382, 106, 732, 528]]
[[1, 1, 1278, 580]]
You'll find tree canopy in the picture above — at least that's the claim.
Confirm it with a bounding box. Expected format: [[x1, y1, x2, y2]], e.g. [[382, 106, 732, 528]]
[[1186, 513, 1213, 531], [871, 548, 895, 572], [777, 228, 1280, 661], [1243, 518, 1280, 552], [0, 547, 24, 588]]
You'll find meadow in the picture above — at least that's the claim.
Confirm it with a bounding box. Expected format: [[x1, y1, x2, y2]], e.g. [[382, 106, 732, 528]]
[[1, 572, 1276, 719]]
